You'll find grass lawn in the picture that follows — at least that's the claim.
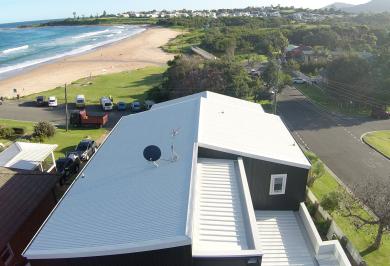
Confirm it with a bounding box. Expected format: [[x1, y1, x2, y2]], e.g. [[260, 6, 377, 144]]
[[310, 162, 390, 265], [296, 83, 372, 117], [162, 29, 205, 54], [0, 119, 106, 159], [23, 66, 166, 105], [235, 53, 268, 63], [363, 130, 390, 158]]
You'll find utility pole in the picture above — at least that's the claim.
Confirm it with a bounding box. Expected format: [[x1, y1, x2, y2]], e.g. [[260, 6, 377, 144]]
[[273, 61, 281, 115], [65, 83, 68, 132]]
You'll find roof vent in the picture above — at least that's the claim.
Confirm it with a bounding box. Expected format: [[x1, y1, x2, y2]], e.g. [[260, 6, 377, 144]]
[[143, 145, 161, 167]]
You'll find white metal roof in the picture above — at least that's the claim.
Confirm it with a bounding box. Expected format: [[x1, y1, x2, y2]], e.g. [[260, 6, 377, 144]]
[[198, 97, 311, 169], [0, 142, 57, 170], [24, 91, 309, 259], [24, 98, 201, 259], [256, 211, 316, 266], [192, 158, 261, 257]]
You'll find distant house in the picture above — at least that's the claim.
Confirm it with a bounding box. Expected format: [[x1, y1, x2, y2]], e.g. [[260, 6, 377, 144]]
[[0, 167, 58, 266], [286, 45, 328, 65], [23, 92, 350, 266]]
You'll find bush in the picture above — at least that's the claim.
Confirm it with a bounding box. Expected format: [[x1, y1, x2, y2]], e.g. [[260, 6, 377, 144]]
[[0, 127, 15, 139], [308, 160, 325, 187], [306, 201, 319, 217], [33, 121, 56, 139], [315, 217, 332, 239], [321, 191, 341, 212], [12, 127, 26, 135]]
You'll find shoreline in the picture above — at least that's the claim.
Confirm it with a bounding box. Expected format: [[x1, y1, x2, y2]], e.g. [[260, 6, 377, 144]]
[[0, 26, 178, 98]]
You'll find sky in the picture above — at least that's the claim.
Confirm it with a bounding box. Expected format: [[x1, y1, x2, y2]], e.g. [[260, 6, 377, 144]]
[[0, 0, 370, 24]]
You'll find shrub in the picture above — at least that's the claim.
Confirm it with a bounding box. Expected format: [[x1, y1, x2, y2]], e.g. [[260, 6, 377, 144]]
[[33, 121, 56, 139], [321, 191, 341, 212], [306, 201, 319, 217], [12, 127, 26, 135], [315, 217, 332, 239], [0, 127, 15, 139], [308, 160, 325, 187]]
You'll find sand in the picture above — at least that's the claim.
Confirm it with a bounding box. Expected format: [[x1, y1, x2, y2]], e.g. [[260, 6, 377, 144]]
[[0, 27, 179, 98]]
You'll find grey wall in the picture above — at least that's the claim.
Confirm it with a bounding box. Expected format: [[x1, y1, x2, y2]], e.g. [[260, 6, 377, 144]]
[[198, 147, 309, 211], [29, 245, 192, 266]]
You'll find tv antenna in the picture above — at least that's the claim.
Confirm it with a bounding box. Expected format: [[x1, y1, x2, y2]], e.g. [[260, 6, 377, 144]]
[[170, 127, 180, 162]]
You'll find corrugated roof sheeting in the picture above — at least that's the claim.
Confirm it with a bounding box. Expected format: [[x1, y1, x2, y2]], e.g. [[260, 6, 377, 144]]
[[256, 211, 316, 266]]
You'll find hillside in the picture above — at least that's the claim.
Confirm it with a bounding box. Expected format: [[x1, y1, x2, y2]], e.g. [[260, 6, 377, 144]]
[[343, 0, 390, 13], [322, 2, 355, 10]]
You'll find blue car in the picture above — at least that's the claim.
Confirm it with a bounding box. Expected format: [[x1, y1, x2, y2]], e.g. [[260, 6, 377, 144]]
[[117, 102, 127, 111]]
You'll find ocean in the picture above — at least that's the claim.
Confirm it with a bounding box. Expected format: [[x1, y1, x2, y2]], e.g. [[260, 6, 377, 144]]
[[0, 22, 146, 80]]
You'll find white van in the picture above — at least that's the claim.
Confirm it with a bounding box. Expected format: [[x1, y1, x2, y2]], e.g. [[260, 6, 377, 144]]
[[75, 95, 86, 108], [48, 96, 58, 107], [100, 97, 113, 111]]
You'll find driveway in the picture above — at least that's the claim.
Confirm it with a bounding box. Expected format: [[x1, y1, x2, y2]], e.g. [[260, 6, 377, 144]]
[[0, 99, 129, 128], [277, 86, 390, 187]]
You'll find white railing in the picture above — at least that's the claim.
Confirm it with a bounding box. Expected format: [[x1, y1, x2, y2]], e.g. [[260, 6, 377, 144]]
[[299, 202, 351, 266]]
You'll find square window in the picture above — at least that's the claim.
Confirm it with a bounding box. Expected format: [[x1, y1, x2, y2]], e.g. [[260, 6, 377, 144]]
[[270, 174, 287, 195]]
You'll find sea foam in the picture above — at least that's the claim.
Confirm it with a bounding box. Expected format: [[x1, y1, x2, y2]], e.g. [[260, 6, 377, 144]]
[[1, 45, 29, 54]]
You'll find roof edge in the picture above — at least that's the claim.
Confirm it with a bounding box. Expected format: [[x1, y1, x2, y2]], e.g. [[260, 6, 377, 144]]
[[24, 236, 191, 260], [198, 143, 311, 169]]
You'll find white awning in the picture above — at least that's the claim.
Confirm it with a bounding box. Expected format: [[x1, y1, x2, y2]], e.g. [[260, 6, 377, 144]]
[[0, 142, 57, 170]]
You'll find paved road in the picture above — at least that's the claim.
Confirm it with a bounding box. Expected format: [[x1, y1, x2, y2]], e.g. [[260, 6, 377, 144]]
[[0, 100, 128, 128], [277, 86, 390, 187]]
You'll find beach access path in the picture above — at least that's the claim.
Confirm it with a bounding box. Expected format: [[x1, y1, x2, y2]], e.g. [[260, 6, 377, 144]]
[[0, 27, 179, 98]]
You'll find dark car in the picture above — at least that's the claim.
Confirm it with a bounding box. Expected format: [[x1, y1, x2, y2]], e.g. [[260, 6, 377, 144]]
[[130, 101, 142, 112], [74, 139, 98, 161], [117, 101, 127, 111], [56, 154, 81, 185], [36, 96, 46, 106]]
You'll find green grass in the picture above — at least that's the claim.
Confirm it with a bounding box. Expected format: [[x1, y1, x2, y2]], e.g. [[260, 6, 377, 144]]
[[0, 119, 106, 159], [23, 66, 166, 105], [310, 159, 390, 265], [296, 83, 372, 117], [363, 130, 390, 158], [162, 29, 205, 54], [235, 53, 268, 63]]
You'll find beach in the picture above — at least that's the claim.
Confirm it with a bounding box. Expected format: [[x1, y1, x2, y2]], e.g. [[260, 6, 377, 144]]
[[0, 27, 179, 98]]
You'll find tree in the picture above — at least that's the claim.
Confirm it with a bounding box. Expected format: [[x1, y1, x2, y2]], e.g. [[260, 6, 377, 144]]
[[307, 160, 325, 187], [340, 180, 390, 250], [102, 10, 107, 17], [73, 12, 76, 19]]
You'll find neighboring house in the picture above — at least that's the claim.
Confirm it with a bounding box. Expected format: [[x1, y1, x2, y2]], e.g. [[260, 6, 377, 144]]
[[0, 142, 57, 173], [0, 167, 58, 266], [286, 45, 328, 65], [23, 92, 350, 266]]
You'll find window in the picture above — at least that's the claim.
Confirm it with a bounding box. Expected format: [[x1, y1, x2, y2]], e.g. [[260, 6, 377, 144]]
[[1, 243, 14, 266], [270, 174, 287, 195]]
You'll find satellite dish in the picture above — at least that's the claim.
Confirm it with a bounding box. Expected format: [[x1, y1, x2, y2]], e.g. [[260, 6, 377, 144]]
[[143, 145, 161, 163]]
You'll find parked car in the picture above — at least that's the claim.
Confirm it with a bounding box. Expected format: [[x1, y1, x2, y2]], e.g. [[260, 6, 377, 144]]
[[56, 154, 81, 185], [36, 96, 46, 106], [75, 95, 86, 108], [293, 78, 306, 84], [100, 97, 113, 111], [144, 100, 155, 110], [73, 139, 98, 161], [117, 102, 127, 111], [371, 107, 390, 119], [130, 101, 142, 112], [69, 110, 108, 128], [48, 96, 58, 107]]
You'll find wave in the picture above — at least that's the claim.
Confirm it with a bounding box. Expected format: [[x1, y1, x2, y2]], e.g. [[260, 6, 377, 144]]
[[2, 45, 29, 54], [72, 29, 110, 39], [0, 28, 146, 76]]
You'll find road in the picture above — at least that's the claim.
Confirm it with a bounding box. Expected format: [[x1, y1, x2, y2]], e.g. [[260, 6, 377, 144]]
[[277, 86, 390, 187], [0, 100, 128, 128]]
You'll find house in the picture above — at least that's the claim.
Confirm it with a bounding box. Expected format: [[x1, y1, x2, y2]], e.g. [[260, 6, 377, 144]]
[[23, 92, 350, 266], [0, 167, 59, 266], [0, 142, 57, 173]]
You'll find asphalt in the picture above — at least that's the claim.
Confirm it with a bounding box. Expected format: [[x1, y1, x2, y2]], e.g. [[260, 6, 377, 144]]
[[277, 86, 390, 187], [0, 100, 130, 128]]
